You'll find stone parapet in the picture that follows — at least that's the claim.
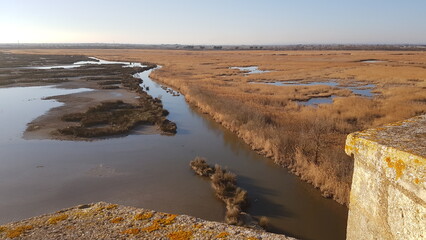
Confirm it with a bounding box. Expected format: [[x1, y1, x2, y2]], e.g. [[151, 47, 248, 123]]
[[0, 202, 295, 240], [345, 114, 425, 240]]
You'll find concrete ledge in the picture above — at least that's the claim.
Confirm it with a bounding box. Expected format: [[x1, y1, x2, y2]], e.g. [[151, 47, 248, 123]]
[[345, 114, 425, 240], [0, 202, 295, 240]]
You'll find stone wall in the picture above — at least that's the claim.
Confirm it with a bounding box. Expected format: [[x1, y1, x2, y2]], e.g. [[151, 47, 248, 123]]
[[345, 115, 425, 240], [0, 202, 295, 240]]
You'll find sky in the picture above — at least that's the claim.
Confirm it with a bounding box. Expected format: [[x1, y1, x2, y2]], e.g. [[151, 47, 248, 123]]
[[1, 0, 425, 45]]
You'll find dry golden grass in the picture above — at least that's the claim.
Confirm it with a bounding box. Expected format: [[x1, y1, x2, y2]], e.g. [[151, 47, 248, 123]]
[[6, 49, 426, 205]]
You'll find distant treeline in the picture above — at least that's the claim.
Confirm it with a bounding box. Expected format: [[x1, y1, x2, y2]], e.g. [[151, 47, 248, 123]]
[[1, 43, 425, 51]]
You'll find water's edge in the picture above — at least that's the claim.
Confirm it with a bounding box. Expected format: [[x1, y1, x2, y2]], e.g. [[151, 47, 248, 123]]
[[0, 57, 348, 240]]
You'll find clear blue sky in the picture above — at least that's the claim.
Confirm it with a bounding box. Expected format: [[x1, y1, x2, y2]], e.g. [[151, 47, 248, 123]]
[[1, 0, 425, 44]]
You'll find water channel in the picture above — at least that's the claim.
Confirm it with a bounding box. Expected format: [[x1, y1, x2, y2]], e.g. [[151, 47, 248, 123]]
[[0, 59, 348, 240]]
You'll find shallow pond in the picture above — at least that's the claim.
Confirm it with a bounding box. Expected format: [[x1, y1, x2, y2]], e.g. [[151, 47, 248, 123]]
[[230, 66, 271, 75], [250, 80, 376, 106], [299, 95, 336, 106], [0, 60, 348, 240], [359, 59, 386, 63]]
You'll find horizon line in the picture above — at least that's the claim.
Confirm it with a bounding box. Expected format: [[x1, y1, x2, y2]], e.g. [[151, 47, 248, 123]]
[[1, 42, 426, 46]]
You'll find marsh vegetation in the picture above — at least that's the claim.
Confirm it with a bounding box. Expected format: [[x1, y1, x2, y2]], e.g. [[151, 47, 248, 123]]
[[0, 50, 349, 240], [7, 49, 424, 205], [59, 99, 176, 138]]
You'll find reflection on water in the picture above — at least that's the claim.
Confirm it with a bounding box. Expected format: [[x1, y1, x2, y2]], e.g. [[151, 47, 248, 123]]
[[0, 61, 348, 240], [346, 84, 375, 97], [299, 96, 336, 106], [250, 80, 376, 106], [26, 57, 144, 69], [230, 66, 271, 75], [0, 86, 92, 143], [360, 59, 386, 63], [257, 81, 339, 87], [250, 80, 375, 98]]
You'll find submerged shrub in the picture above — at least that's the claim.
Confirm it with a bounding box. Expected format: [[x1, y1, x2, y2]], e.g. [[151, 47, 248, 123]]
[[258, 216, 270, 230], [190, 157, 214, 177], [189, 157, 257, 227]]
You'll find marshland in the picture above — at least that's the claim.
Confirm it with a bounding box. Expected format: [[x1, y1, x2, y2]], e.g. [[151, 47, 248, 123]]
[[0, 49, 425, 240], [2, 1, 426, 239]]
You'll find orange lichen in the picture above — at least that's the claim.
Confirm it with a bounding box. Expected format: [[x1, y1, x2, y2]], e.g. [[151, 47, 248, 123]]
[[413, 159, 424, 165], [247, 237, 260, 240], [47, 214, 68, 224], [157, 214, 177, 225], [122, 228, 140, 235], [134, 212, 154, 221], [6, 225, 33, 238], [95, 206, 105, 212], [344, 145, 352, 152], [110, 217, 124, 223], [167, 230, 193, 240], [385, 157, 406, 180], [216, 232, 230, 238], [142, 222, 161, 233], [414, 178, 421, 184], [106, 204, 118, 210], [0, 226, 6, 233], [193, 223, 203, 229], [74, 210, 91, 218], [141, 214, 178, 233], [166, 214, 177, 223]]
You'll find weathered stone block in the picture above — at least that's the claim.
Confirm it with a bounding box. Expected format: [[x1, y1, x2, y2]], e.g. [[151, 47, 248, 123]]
[[345, 115, 425, 240]]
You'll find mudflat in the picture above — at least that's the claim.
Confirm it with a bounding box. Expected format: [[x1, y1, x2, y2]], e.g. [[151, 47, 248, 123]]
[[0, 53, 176, 140]]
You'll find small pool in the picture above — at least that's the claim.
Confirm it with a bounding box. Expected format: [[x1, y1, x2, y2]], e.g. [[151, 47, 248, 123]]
[[250, 80, 376, 99], [299, 96, 336, 106], [230, 66, 270, 75], [359, 59, 386, 63]]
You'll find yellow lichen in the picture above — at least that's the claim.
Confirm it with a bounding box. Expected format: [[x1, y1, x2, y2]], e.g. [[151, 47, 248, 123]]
[[247, 237, 260, 240], [134, 212, 154, 221], [142, 222, 161, 233], [95, 206, 105, 212], [413, 159, 425, 165], [141, 214, 177, 233], [385, 157, 406, 180], [122, 228, 140, 235], [6, 225, 33, 238], [414, 178, 421, 184], [158, 214, 177, 225], [193, 223, 203, 229], [74, 210, 91, 218], [106, 204, 118, 210], [216, 232, 229, 238], [167, 230, 193, 240], [110, 217, 124, 223], [47, 214, 68, 224]]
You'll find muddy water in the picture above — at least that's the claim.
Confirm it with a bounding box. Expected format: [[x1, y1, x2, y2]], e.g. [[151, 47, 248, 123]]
[[0, 62, 348, 240]]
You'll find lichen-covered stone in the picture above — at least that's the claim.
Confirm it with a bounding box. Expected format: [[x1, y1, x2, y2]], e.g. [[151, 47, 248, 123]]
[[345, 114, 426, 240], [0, 202, 295, 240]]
